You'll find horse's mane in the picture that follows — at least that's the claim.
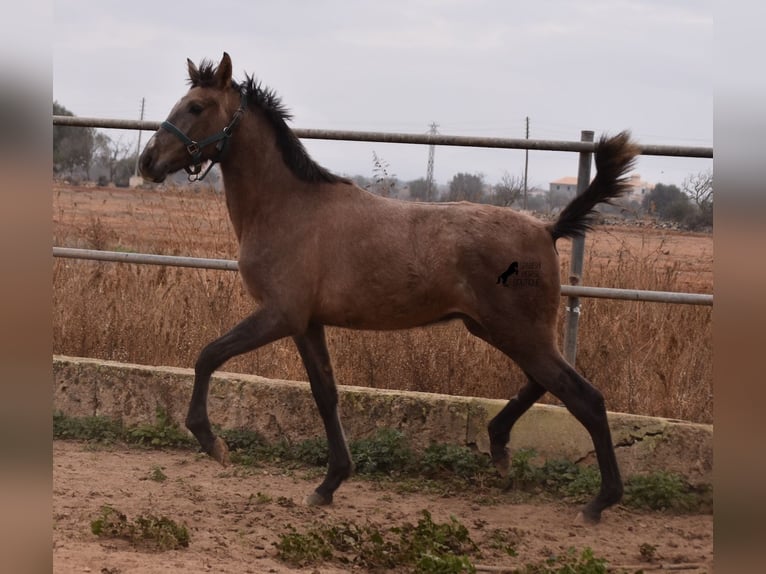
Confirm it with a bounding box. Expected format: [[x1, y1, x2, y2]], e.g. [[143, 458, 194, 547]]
[[190, 60, 349, 185]]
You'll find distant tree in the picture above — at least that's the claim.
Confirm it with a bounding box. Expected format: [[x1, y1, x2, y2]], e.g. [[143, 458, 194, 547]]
[[642, 183, 691, 221], [407, 178, 429, 201], [53, 101, 95, 178], [682, 169, 713, 228], [445, 172, 484, 203], [489, 171, 524, 207], [93, 133, 135, 186]]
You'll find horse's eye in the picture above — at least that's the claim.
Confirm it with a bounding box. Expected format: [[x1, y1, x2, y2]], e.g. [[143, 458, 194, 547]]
[[188, 103, 204, 115]]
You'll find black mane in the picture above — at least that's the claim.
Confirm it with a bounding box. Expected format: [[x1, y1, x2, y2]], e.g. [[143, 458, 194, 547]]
[[190, 61, 349, 185]]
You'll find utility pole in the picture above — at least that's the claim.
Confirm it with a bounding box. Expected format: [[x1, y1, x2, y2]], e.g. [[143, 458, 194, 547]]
[[523, 116, 529, 210], [133, 97, 145, 177], [425, 122, 438, 201]]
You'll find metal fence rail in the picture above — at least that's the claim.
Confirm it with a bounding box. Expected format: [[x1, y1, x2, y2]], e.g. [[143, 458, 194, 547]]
[[52, 115, 714, 158], [52, 247, 713, 306]]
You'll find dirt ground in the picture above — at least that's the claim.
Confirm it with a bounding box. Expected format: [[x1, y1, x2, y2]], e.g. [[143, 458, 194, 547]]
[[53, 441, 713, 573]]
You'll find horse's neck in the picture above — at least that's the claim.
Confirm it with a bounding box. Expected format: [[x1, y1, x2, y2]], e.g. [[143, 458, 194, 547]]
[[219, 118, 307, 241]]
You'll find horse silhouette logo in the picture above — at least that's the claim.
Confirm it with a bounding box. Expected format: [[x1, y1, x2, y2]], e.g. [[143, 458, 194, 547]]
[[496, 261, 519, 285]]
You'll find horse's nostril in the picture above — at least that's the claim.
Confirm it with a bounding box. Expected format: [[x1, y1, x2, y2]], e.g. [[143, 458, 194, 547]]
[[139, 151, 154, 176]]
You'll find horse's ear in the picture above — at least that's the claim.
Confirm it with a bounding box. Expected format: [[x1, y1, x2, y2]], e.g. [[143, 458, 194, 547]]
[[214, 52, 233, 89], [187, 58, 200, 85]]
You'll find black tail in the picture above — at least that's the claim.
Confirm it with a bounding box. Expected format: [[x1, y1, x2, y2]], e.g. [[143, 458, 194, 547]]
[[548, 131, 639, 243]]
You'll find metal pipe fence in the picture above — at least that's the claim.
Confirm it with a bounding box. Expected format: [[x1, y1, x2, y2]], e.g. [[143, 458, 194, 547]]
[[52, 115, 714, 158], [53, 115, 714, 364], [52, 247, 714, 307]]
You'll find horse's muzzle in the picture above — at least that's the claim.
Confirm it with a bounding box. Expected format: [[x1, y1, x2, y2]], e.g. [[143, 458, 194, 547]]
[[138, 141, 167, 183]]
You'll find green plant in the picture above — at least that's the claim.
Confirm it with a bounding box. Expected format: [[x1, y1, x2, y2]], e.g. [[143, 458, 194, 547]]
[[623, 471, 701, 512], [509, 448, 539, 490], [147, 465, 167, 483], [125, 407, 195, 449], [275, 525, 333, 566], [275, 510, 479, 572], [513, 547, 609, 573], [91, 505, 190, 550], [420, 443, 492, 479], [351, 428, 413, 475], [639, 542, 657, 562], [53, 412, 123, 443]]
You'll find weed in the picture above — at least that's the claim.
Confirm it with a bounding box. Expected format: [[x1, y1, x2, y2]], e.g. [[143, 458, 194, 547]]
[[125, 407, 195, 449], [147, 466, 167, 483], [486, 528, 521, 557], [623, 471, 704, 512], [421, 443, 492, 480], [538, 459, 600, 502], [53, 412, 123, 443], [639, 542, 657, 562], [91, 505, 190, 550], [351, 428, 413, 475], [514, 546, 609, 573], [252, 491, 272, 504], [275, 525, 333, 566], [509, 448, 540, 490], [275, 510, 479, 573]]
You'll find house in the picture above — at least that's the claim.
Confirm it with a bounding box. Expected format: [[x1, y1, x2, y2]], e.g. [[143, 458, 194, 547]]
[[549, 173, 654, 200]]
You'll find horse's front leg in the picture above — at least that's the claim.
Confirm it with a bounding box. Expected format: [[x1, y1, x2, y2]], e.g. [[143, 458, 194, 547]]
[[293, 322, 353, 505], [187, 307, 292, 465]]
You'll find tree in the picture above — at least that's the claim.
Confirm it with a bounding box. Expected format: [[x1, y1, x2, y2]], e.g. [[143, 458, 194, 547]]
[[682, 169, 713, 228], [489, 171, 524, 207], [445, 172, 484, 203], [407, 178, 429, 201], [53, 101, 95, 178], [642, 183, 691, 221], [93, 133, 135, 186]]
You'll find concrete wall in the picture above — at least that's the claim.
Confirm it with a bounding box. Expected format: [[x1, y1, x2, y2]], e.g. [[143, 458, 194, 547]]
[[53, 356, 713, 486]]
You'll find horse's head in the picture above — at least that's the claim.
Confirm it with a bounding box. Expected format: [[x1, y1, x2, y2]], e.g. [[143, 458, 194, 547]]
[[139, 52, 246, 182]]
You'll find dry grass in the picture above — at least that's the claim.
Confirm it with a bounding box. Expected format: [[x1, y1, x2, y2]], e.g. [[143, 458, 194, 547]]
[[52, 184, 712, 424]]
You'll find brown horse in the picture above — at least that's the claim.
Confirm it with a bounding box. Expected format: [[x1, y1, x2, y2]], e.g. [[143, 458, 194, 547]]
[[139, 52, 638, 524]]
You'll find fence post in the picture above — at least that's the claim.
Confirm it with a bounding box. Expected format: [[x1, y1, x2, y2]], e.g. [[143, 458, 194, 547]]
[[563, 130, 594, 365]]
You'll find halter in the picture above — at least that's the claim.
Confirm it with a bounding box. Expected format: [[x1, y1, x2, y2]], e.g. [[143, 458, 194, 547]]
[[160, 88, 248, 181]]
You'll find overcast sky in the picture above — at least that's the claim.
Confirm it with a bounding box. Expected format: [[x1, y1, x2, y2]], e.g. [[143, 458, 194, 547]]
[[53, 0, 713, 189]]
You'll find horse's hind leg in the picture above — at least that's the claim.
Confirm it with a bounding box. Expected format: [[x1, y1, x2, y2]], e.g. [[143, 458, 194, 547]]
[[462, 317, 546, 476], [522, 351, 623, 524], [487, 377, 545, 477], [187, 307, 293, 465], [293, 323, 353, 506]]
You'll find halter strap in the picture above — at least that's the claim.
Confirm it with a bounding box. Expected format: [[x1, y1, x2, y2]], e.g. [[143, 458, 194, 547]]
[[160, 88, 248, 181]]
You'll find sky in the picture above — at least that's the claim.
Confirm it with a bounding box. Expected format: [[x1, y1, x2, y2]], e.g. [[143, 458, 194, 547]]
[[53, 0, 713, 189]]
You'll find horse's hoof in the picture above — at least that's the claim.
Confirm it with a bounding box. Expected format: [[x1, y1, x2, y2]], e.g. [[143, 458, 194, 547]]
[[574, 510, 600, 526], [490, 447, 510, 478], [305, 491, 332, 506], [211, 436, 230, 467]]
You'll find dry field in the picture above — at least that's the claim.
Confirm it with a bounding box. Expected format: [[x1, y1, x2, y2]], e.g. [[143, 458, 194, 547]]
[[53, 183, 713, 424]]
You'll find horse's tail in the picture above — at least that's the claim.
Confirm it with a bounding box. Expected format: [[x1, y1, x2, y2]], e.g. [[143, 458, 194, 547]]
[[547, 131, 639, 243]]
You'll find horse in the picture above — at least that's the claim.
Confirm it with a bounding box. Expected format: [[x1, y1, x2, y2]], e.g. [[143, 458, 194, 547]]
[[139, 52, 638, 524]]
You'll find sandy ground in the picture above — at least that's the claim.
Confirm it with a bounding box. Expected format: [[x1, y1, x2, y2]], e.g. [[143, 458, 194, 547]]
[[53, 441, 713, 573]]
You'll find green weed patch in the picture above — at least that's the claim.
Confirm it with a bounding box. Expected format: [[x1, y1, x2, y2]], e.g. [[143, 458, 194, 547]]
[[90, 505, 190, 550]]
